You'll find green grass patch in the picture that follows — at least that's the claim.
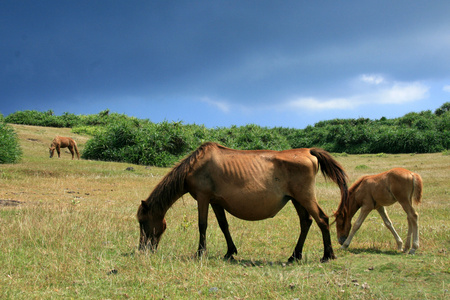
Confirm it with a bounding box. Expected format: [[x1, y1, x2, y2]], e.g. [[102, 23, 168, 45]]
[[0, 124, 449, 299]]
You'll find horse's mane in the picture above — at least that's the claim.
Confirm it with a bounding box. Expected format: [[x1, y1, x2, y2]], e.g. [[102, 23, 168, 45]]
[[143, 142, 217, 215], [335, 175, 365, 218]]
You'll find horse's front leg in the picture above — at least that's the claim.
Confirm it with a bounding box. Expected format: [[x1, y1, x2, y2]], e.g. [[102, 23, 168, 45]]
[[196, 198, 210, 257], [342, 207, 371, 249], [377, 207, 403, 251], [288, 200, 312, 263], [211, 203, 237, 260]]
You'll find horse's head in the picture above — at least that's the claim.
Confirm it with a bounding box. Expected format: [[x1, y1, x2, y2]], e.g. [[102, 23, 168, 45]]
[[137, 200, 166, 251], [49, 147, 55, 158], [334, 210, 351, 245]]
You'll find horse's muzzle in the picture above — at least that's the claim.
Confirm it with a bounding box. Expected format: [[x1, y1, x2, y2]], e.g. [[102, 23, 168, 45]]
[[138, 239, 158, 252], [338, 236, 347, 245]]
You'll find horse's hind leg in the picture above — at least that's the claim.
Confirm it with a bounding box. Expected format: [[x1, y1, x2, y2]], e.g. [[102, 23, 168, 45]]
[[377, 206, 403, 251], [298, 197, 335, 262], [288, 200, 313, 263], [211, 203, 237, 260], [68, 146, 75, 160], [399, 202, 419, 254]]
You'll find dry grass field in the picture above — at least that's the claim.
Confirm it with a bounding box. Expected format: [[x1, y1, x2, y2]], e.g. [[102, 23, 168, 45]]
[[0, 124, 448, 299]]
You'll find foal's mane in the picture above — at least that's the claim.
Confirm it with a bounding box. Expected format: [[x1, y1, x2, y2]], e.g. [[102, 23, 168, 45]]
[[335, 176, 365, 218], [143, 142, 216, 215]]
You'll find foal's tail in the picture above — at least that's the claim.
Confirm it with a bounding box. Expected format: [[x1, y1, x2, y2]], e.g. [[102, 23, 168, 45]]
[[411, 172, 423, 206], [310, 148, 349, 207]]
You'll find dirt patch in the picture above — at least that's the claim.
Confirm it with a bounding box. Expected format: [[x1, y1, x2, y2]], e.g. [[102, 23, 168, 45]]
[[0, 200, 24, 206]]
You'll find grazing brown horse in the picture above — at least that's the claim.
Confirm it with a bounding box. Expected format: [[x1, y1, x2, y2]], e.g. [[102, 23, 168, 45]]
[[49, 136, 80, 160], [137, 142, 348, 263], [334, 168, 422, 254]]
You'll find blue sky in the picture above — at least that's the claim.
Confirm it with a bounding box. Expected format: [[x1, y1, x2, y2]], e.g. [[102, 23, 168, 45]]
[[1, 1, 449, 128]]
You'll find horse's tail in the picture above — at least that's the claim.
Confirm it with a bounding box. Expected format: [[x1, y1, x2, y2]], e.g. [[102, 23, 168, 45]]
[[411, 172, 423, 206], [74, 141, 80, 159], [310, 148, 349, 210]]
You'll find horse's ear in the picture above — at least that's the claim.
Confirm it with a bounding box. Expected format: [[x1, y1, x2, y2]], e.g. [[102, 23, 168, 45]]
[[141, 200, 149, 210]]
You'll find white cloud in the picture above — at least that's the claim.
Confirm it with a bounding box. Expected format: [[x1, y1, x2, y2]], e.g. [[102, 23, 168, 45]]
[[287, 97, 356, 110], [443, 85, 450, 93], [360, 74, 385, 85], [377, 82, 429, 104], [200, 97, 231, 113], [283, 78, 429, 112]]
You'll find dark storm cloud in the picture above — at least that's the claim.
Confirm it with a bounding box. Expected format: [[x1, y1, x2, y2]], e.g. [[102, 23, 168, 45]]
[[1, 1, 449, 127]]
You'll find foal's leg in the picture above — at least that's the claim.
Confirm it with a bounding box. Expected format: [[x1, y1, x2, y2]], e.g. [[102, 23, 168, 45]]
[[376, 206, 403, 251], [342, 207, 372, 249], [196, 197, 210, 257], [398, 202, 419, 254], [56, 145, 61, 158], [211, 203, 237, 260], [288, 201, 313, 263]]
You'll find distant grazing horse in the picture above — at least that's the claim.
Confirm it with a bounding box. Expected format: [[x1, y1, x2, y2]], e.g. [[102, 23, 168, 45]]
[[334, 168, 422, 254], [137, 142, 348, 263], [49, 136, 80, 160]]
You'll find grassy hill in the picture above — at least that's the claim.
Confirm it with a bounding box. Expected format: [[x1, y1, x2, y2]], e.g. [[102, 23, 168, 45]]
[[0, 124, 448, 299]]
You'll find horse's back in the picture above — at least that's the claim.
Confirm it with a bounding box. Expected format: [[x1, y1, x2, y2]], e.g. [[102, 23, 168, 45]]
[[210, 146, 318, 184], [186, 145, 320, 220], [386, 168, 420, 203], [56, 136, 75, 147], [358, 168, 417, 206]]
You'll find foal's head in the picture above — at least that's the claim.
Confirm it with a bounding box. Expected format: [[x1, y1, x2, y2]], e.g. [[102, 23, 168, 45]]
[[334, 209, 351, 245], [136, 200, 166, 251]]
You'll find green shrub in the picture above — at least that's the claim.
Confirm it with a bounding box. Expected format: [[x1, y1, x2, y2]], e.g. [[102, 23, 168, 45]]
[[211, 124, 290, 150], [4, 102, 450, 166], [0, 115, 22, 164], [71, 126, 104, 136]]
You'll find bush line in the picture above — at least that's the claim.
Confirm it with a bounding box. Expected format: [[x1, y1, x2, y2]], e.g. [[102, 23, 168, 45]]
[[2, 103, 449, 166]]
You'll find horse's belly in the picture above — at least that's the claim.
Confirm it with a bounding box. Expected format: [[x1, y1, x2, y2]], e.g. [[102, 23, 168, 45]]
[[213, 192, 289, 221]]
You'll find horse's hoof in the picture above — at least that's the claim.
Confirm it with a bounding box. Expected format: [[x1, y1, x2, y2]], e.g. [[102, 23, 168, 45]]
[[287, 258, 296, 264], [288, 254, 302, 263], [320, 254, 336, 263], [196, 249, 206, 258], [408, 249, 416, 255], [223, 254, 235, 261]]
